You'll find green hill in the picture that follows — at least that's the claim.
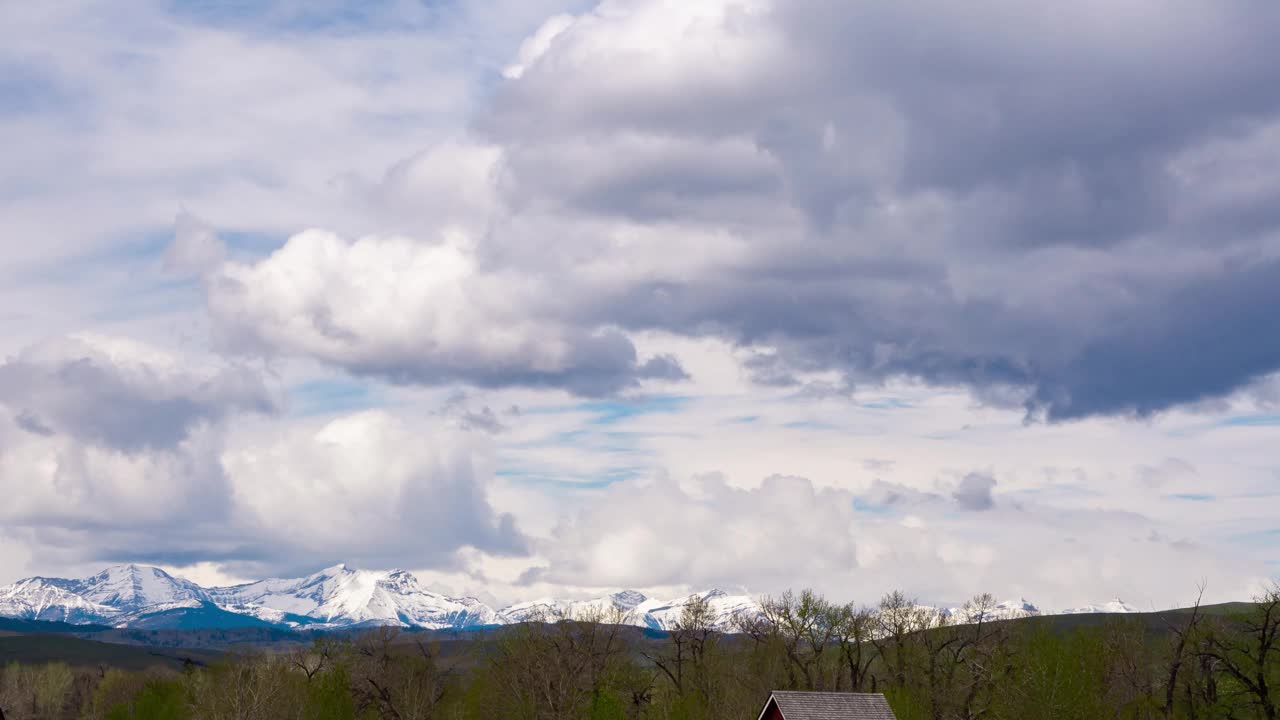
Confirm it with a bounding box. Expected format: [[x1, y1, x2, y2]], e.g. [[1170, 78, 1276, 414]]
[[0, 633, 222, 671]]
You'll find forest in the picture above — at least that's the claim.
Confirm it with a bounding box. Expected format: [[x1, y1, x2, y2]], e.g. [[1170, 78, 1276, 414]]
[[1, 585, 1278, 720]]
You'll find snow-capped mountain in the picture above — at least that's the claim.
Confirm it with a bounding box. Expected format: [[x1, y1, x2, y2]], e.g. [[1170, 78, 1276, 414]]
[[207, 564, 500, 629], [498, 589, 649, 624], [633, 589, 760, 631], [0, 577, 115, 624], [50, 564, 210, 612], [0, 563, 1148, 632], [1061, 598, 1140, 614], [497, 589, 757, 631], [944, 598, 1041, 623], [0, 565, 209, 625]]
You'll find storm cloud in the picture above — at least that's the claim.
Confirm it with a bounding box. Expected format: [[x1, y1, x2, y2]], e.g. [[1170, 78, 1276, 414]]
[[0, 336, 275, 452], [455, 0, 1280, 418]]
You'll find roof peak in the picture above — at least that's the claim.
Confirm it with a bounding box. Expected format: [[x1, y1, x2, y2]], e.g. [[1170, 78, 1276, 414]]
[[763, 691, 897, 720]]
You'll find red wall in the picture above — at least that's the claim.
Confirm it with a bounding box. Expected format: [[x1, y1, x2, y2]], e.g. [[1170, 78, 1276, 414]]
[[760, 700, 785, 720]]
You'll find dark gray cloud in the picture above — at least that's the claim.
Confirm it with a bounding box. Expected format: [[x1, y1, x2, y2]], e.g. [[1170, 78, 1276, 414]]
[[953, 473, 997, 512], [328, 330, 687, 397], [441, 392, 509, 434], [0, 337, 275, 452], [13, 410, 53, 437], [471, 0, 1280, 419]]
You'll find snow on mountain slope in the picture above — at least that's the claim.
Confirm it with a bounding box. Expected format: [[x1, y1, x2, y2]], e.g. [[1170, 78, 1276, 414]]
[[994, 598, 1041, 617], [208, 564, 500, 629], [0, 578, 116, 624], [497, 597, 565, 623], [632, 590, 761, 631], [496, 589, 759, 631], [49, 565, 210, 612], [1060, 598, 1140, 614], [499, 590, 651, 624], [945, 598, 1041, 623], [109, 601, 283, 630], [0, 563, 1151, 631]]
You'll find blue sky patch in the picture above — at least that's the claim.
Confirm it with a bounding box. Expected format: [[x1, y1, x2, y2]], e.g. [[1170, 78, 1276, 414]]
[[522, 394, 692, 426], [1220, 414, 1280, 428], [861, 398, 912, 410], [783, 420, 840, 431], [495, 464, 642, 490], [290, 379, 376, 416], [853, 498, 894, 515]]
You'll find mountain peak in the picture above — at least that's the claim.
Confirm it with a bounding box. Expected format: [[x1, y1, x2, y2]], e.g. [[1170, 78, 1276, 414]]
[[610, 589, 648, 607], [100, 563, 149, 576], [58, 564, 208, 612]]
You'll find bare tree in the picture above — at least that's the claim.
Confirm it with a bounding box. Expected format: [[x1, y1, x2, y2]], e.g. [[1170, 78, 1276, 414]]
[[645, 593, 716, 695], [832, 603, 878, 693], [1199, 584, 1280, 720], [490, 606, 630, 720], [191, 653, 290, 720], [288, 636, 337, 682], [757, 589, 843, 690], [351, 626, 453, 720], [948, 594, 1015, 720], [872, 590, 936, 690], [1159, 584, 1207, 719]]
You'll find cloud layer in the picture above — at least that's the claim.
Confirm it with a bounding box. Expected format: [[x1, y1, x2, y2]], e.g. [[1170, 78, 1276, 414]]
[[0, 337, 524, 578], [1, 0, 1278, 608], [181, 0, 1280, 420]]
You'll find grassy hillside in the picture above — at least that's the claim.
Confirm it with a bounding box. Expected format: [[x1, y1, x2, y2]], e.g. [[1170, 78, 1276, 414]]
[[0, 617, 110, 634], [0, 634, 223, 671], [0, 600, 1262, 665]]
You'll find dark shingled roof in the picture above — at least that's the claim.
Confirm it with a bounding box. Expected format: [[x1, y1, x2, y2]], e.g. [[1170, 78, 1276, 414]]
[[762, 691, 898, 720]]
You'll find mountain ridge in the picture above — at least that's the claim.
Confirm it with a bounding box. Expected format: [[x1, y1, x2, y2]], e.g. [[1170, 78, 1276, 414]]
[[0, 564, 1139, 632]]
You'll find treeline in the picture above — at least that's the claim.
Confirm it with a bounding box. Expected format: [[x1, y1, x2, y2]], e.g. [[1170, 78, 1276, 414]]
[[2, 585, 1279, 720]]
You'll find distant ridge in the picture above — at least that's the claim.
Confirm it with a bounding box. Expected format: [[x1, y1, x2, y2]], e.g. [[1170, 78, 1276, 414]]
[[0, 564, 1140, 631]]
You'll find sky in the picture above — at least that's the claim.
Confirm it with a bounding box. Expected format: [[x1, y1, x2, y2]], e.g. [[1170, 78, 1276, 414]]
[[1, 0, 1279, 613]]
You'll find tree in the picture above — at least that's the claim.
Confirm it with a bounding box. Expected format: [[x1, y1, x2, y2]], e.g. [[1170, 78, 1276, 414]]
[[288, 636, 338, 682], [1158, 586, 1208, 720], [189, 654, 291, 720], [646, 594, 717, 696], [105, 679, 189, 720], [1199, 585, 1280, 720], [487, 607, 630, 720], [872, 591, 937, 691], [756, 589, 843, 691], [351, 627, 453, 720], [833, 602, 878, 693]]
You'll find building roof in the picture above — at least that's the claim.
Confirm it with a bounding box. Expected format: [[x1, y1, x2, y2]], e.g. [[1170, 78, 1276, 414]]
[[759, 691, 898, 720]]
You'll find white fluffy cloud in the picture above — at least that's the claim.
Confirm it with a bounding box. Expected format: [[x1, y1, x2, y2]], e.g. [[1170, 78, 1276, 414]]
[[526, 471, 1264, 610], [223, 410, 525, 575], [208, 229, 686, 395], [0, 336, 524, 577]]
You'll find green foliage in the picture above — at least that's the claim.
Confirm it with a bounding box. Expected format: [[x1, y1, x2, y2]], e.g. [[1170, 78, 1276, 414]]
[[993, 624, 1107, 720], [104, 678, 189, 720], [589, 690, 627, 720], [32, 661, 73, 716], [881, 685, 929, 720], [303, 665, 355, 720], [2, 585, 1279, 720]]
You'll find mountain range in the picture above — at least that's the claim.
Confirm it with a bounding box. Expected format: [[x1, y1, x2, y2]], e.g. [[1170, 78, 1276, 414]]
[[0, 564, 1140, 632]]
